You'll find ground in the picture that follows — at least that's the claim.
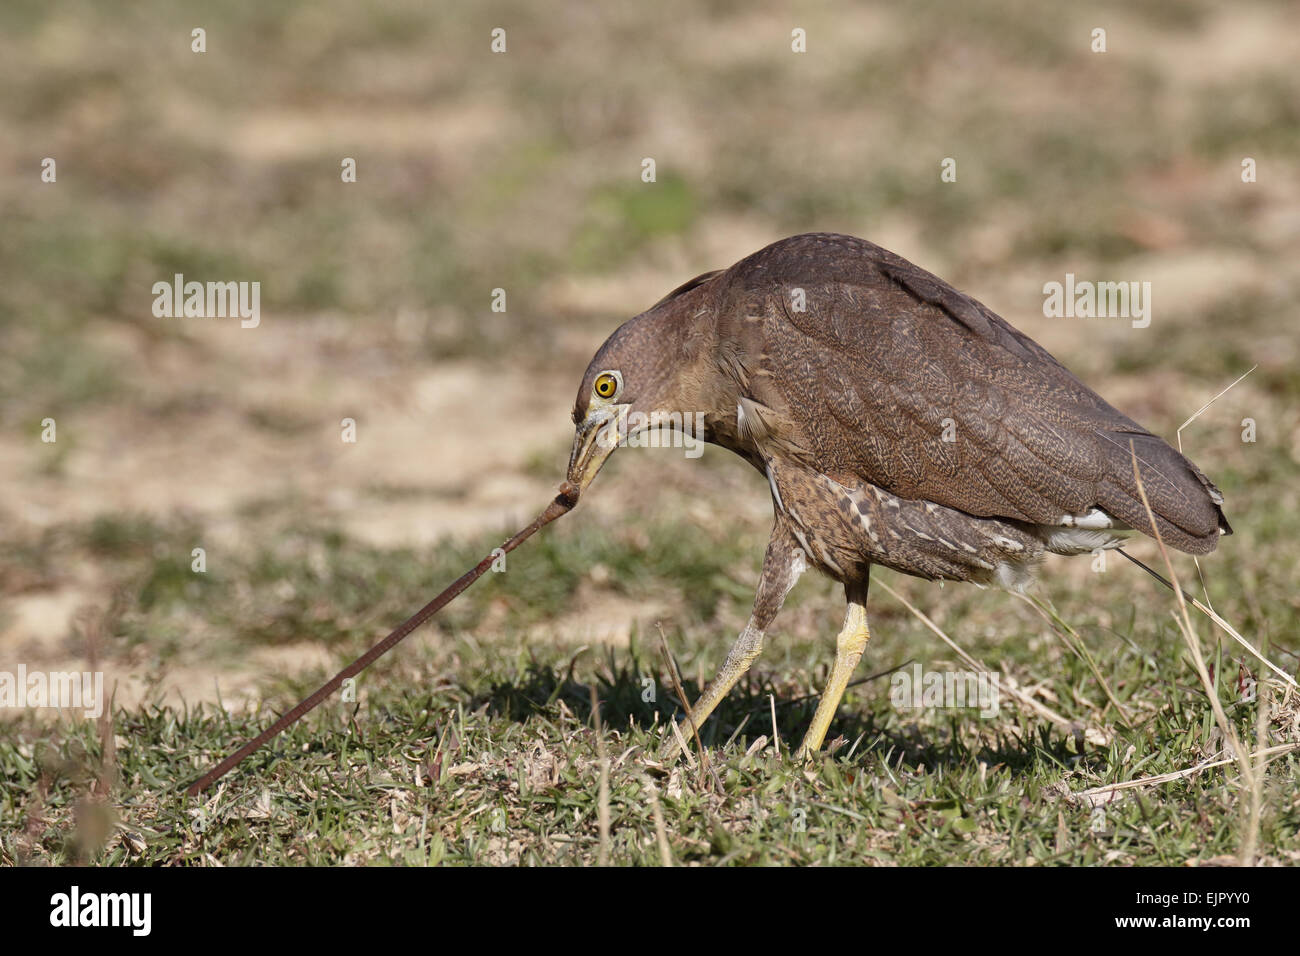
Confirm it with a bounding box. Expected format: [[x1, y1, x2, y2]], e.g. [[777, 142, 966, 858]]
[[1, 0, 1298, 865]]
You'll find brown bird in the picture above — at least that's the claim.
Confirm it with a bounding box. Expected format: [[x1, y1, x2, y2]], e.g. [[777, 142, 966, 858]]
[[564, 233, 1230, 758]]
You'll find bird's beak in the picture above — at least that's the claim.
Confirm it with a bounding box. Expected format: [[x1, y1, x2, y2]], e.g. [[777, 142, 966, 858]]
[[566, 406, 627, 498]]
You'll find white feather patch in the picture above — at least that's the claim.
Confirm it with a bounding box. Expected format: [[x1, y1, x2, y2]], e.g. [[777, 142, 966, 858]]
[[1057, 507, 1129, 530]]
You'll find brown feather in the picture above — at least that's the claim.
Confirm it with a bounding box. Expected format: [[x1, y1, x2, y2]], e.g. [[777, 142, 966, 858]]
[[698, 233, 1229, 555]]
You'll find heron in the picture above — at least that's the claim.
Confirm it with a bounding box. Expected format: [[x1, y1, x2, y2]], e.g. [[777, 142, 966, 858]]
[[564, 232, 1230, 759]]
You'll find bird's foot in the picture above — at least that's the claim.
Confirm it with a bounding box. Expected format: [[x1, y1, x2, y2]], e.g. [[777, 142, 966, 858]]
[[655, 720, 694, 764], [792, 743, 819, 763]]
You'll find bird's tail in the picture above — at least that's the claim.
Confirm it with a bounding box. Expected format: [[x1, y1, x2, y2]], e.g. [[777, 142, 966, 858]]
[[1096, 430, 1231, 555]]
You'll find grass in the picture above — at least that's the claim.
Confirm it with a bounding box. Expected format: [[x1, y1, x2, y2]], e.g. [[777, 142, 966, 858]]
[[2, 501, 1298, 865], [3, 639, 1297, 866], [3, 0, 1300, 866]]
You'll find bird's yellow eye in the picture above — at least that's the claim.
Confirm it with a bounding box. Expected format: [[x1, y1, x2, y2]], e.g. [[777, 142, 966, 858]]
[[593, 371, 620, 400]]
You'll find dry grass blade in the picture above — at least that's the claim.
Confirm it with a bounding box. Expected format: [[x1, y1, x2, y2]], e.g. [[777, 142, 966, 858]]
[[1016, 592, 1133, 727], [589, 684, 611, 866], [1116, 548, 1296, 690], [1247, 674, 1272, 866], [1126, 440, 1259, 864], [657, 623, 708, 773], [769, 694, 780, 758], [1075, 742, 1299, 808], [1176, 365, 1256, 453], [638, 773, 674, 867], [1175, 367, 1255, 619], [875, 578, 1072, 728], [722, 712, 753, 750]]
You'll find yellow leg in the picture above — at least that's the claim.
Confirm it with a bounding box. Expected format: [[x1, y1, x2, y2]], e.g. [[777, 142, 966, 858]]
[[795, 587, 870, 759], [660, 523, 804, 761], [660, 623, 764, 760]]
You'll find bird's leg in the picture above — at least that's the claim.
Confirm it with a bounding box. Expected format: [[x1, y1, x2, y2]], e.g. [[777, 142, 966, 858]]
[[795, 577, 871, 759], [660, 522, 803, 761]]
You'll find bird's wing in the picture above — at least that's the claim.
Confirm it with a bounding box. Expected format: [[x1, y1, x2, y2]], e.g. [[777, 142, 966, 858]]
[[733, 235, 1227, 554]]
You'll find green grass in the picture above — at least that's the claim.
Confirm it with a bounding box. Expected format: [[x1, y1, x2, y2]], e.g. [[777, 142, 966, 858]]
[[2, 502, 1298, 865], [3, 627, 1296, 865]]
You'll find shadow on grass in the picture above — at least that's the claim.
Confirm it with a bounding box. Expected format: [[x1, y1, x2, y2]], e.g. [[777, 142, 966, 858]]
[[472, 651, 1072, 774]]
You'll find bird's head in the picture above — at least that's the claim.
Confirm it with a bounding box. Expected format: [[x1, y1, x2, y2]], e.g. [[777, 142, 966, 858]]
[[565, 273, 723, 503], [564, 270, 725, 504], [566, 314, 673, 499]]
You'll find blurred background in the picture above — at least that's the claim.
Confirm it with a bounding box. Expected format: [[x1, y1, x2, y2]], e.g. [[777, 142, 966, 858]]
[[2, 0, 1297, 715]]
